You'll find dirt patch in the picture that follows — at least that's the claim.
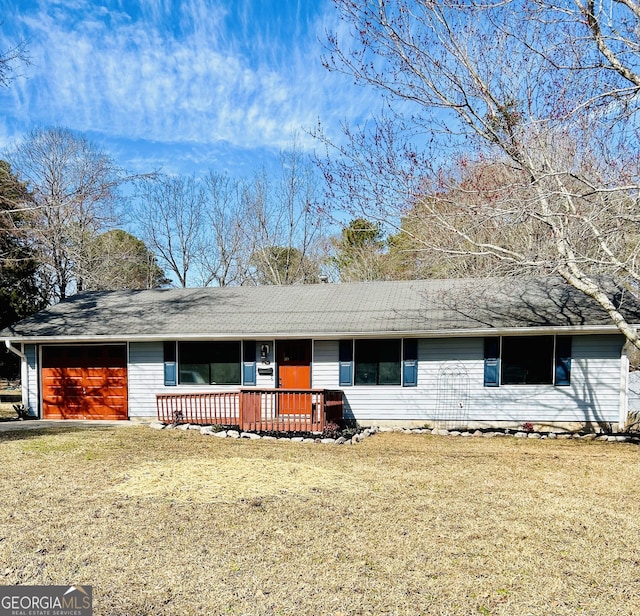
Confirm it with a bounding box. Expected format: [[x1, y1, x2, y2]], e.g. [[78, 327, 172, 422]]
[[113, 456, 367, 503]]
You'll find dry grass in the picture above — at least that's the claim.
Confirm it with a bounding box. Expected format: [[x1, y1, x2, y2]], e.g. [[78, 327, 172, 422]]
[[0, 427, 639, 615], [0, 401, 18, 420]]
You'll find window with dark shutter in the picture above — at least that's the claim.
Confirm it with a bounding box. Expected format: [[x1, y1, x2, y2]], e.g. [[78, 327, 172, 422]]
[[502, 336, 554, 385], [178, 341, 241, 385], [403, 339, 418, 387], [163, 341, 177, 386], [555, 336, 572, 386], [339, 340, 353, 386], [355, 339, 401, 385], [484, 337, 500, 387], [243, 341, 257, 386]]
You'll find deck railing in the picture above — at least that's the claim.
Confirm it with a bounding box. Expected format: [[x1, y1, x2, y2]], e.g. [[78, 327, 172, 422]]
[[156, 388, 343, 433], [156, 391, 240, 426]]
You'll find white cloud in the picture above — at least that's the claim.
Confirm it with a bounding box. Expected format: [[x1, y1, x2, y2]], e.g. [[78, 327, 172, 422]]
[[0, 0, 377, 170]]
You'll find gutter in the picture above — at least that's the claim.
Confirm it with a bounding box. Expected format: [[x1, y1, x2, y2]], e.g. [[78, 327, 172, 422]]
[[4, 340, 29, 413], [0, 324, 630, 344]]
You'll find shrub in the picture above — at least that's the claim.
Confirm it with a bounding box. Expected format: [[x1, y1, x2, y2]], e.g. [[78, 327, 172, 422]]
[[321, 422, 342, 439]]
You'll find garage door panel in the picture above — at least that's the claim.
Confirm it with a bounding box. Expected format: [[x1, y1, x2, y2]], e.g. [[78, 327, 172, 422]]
[[42, 345, 128, 420]]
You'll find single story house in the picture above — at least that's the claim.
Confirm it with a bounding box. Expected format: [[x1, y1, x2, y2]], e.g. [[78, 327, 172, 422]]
[[2, 277, 639, 431]]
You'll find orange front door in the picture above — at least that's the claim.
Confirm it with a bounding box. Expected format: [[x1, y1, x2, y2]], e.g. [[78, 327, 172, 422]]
[[277, 340, 312, 415]]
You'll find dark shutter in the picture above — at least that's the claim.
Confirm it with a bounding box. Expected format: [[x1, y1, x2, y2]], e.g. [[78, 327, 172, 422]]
[[339, 340, 353, 386], [484, 337, 500, 387], [163, 342, 177, 386], [555, 336, 572, 386], [403, 339, 418, 387], [243, 341, 257, 386]]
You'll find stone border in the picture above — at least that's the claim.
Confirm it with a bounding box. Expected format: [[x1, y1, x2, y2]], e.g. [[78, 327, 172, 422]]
[[378, 426, 640, 443], [149, 422, 640, 444], [149, 422, 377, 445]]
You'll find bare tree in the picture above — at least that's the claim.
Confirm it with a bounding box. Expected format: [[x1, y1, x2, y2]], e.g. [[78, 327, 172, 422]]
[[0, 39, 29, 88], [134, 174, 207, 287], [9, 127, 123, 300], [201, 172, 251, 286], [320, 0, 640, 348], [245, 146, 326, 285]]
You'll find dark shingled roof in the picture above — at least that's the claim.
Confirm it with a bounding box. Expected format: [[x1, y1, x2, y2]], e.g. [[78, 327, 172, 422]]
[[2, 277, 640, 341]]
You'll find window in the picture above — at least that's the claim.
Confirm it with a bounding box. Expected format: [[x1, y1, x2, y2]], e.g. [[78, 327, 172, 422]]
[[355, 339, 401, 385], [502, 336, 553, 384], [484, 335, 572, 387], [179, 342, 241, 385]]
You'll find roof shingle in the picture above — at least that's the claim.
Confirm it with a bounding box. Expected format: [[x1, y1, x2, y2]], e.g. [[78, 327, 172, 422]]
[[3, 277, 639, 341]]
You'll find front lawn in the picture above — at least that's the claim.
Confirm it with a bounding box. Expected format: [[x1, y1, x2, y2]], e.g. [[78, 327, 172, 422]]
[[0, 427, 638, 615]]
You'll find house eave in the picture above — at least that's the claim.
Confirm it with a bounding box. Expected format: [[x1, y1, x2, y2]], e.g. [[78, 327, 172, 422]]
[[1, 324, 630, 345]]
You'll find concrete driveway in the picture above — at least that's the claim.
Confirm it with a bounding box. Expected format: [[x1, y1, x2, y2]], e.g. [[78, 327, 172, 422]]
[[0, 420, 141, 433]]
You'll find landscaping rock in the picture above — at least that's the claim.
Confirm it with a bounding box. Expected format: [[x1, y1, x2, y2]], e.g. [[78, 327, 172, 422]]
[[149, 422, 165, 430], [460, 432, 471, 437], [290, 437, 304, 443], [547, 433, 557, 439], [227, 430, 240, 439], [213, 431, 228, 438], [302, 438, 315, 444], [483, 432, 497, 438], [188, 424, 201, 430], [177, 424, 191, 431], [336, 436, 347, 445], [472, 430, 483, 437], [449, 430, 461, 437], [321, 438, 337, 444], [436, 429, 450, 437], [262, 436, 277, 441], [580, 434, 596, 440], [596, 435, 609, 441], [528, 433, 541, 439], [514, 432, 527, 438]]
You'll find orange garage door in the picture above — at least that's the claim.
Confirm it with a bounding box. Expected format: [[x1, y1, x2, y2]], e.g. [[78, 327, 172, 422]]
[[42, 345, 128, 420]]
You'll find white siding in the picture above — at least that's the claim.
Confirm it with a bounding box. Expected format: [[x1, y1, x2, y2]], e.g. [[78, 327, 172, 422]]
[[128, 342, 166, 418], [255, 340, 276, 388], [312, 335, 625, 425], [128, 341, 277, 418], [127, 335, 625, 423], [24, 344, 38, 417]]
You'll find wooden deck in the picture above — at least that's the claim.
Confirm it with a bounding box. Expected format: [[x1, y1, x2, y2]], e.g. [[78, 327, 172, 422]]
[[156, 388, 343, 433]]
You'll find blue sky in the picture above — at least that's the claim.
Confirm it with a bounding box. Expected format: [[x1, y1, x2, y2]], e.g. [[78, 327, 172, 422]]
[[0, 0, 377, 177]]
